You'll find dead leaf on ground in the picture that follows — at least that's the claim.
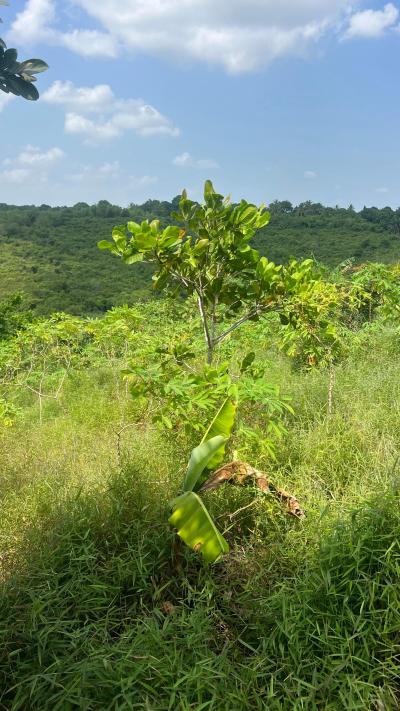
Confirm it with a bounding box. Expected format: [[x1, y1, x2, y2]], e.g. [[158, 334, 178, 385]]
[[160, 601, 176, 615], [200, 460, 305, 518]]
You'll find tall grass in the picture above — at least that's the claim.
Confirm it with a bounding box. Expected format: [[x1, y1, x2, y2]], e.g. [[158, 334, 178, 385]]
[[0, 327, 399, 709]]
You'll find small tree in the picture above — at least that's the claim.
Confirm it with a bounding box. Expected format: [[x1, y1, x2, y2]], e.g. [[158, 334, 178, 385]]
[[278, 277, 348, 414], [0, 0, 48, 100], [99, 181, 317, 365], [0, 314, 86, 422], [350, 262, 400, 324]]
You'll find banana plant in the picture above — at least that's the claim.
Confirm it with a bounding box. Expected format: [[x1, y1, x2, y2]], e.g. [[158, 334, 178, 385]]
[[169, 394, 237, 563], [168, 389, 305, 563]]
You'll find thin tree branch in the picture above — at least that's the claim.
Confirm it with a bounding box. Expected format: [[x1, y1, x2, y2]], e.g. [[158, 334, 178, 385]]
[[214, 307, 262, 344]]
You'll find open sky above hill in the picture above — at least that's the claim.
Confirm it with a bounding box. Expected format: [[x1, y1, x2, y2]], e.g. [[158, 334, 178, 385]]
[[1, 0, 399, 208]]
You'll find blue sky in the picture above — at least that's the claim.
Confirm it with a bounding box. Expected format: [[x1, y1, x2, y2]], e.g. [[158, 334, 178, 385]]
[[1, 0, 399, 208]]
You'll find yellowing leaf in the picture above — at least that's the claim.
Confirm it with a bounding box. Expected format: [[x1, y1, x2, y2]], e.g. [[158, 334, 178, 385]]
[[169, 492, 229, 563]]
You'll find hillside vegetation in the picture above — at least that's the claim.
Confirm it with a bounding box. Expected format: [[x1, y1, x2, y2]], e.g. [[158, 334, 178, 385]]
[[0, 198, 398, 315]]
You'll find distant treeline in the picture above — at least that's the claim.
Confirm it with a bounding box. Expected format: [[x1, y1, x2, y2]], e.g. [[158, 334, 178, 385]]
[[0, 198, 398, 315]]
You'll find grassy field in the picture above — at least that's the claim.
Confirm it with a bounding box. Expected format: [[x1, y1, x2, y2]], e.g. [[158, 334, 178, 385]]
[[0, 320, 399, 710]]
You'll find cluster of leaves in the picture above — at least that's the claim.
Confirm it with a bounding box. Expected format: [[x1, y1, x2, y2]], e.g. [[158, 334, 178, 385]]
[[278, 276, 350, 369], [99, 181, 273, 361], [0, 314, 88, 419], [277, 260, 400, 371], [0, 1, 48, 100], [350, 262, 400, 323], [0, 307, 150, 428], [125, 342, 232, 433], [124, 338, 292, 460], [99, 182, 326, 367], [0, 394, 19, 426]]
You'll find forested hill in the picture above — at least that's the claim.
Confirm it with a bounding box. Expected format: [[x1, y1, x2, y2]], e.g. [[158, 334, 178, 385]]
[[0, 198, 399, 315]]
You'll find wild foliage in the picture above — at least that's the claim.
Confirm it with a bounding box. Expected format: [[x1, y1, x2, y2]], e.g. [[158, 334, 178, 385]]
[[0, 305, 399, 709], [0, 180, 399, 708]]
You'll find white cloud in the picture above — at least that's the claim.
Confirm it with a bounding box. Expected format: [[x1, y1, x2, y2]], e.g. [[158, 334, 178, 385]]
[[304, 170, 317, 179], [16, 145, 65, 166], [173, 152, 218, 169], [9, 1, 398, 71], [65, 113, 119, 141], [376, 186, 389, 193], [66, 162, 158, 190], [8, 0, 363, 72], [43, 80, 179, 142], [9, 0, 54, 44], [0, 144, 64, 184], [0, 92, 15, 113], [75, 0, 354, 72], [42, 81, 114, 113], [130, 174, 158, 187], [0, 168, 32, 184], [8, 0, 117, 57], [59, 29, 117, 57], [98, 161, 121, 179], [343, 3, 399, 39]]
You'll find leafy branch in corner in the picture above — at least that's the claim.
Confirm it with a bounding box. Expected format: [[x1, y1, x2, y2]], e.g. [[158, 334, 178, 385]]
[[0, 0, 48, 100]]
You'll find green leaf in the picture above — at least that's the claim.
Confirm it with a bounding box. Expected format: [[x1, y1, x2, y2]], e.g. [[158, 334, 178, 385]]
[[127, 221, 141, 235], [17, 59, 48, 74], [133, 233, 156, 250], [199, 394, 237, 472], [4, 74, 39, 100], [240, 351, 255, 373], [193, 238, 209, 255], [123, 252, 144, 265], [97, 239, 109, 249], [98, 240, 120, 256], [204, 180, 215, 201], [3, 47, 17, 69], [161, 414, 173, 429], [183, 435, 227, 492], [258, 210, 270, 228], [169, 491, 229, 563], [112, 225, 126, 249], [98, 240, 112, 250], [163, 225, 181, 239]]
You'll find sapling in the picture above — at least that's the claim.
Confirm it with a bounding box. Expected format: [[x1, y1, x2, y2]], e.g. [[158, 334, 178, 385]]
[[99, 180, 318, 365]]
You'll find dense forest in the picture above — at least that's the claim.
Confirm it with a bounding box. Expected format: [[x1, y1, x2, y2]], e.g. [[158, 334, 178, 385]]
[[0, 198, 398, 314]]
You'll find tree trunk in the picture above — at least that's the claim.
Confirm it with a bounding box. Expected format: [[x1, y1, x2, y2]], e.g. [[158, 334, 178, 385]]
[[207, 343, 214, 365], [197, 292, 214, 364]]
